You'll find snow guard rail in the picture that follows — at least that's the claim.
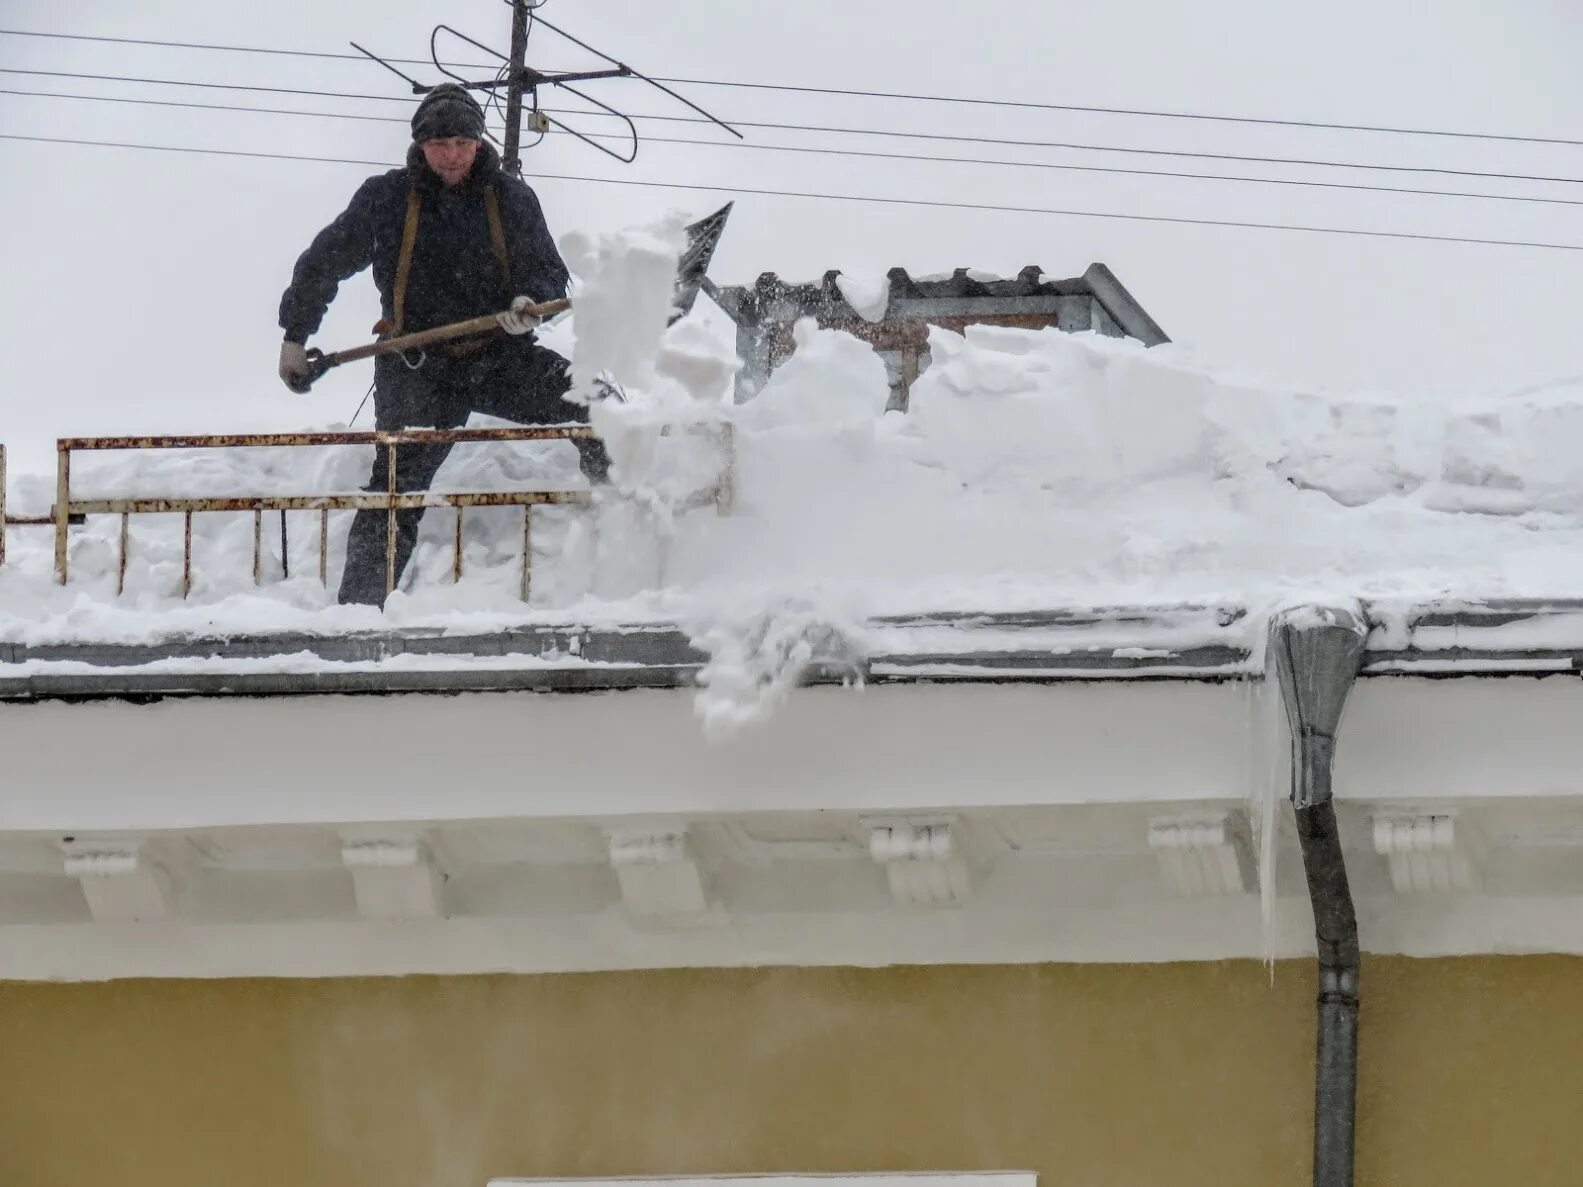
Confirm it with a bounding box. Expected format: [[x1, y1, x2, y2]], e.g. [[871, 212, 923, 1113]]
[[0, 427, 731, 600]]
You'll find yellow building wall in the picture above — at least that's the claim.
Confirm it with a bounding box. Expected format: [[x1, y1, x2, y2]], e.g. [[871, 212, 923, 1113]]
[[0, 957, 1578, 1187]]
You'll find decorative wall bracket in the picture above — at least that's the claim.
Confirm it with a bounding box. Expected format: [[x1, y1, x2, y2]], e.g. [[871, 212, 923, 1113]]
[[341, 838, 445, 919], [1372, 814, 1484, 893], [62, 837, 179, 921], [867, 818, 971, 907], [608, 829, 709, 917], [1147, 812, 1256, 898]]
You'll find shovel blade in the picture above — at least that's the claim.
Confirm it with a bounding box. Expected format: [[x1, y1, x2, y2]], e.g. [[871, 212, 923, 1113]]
[[670, 202, 732, 323]]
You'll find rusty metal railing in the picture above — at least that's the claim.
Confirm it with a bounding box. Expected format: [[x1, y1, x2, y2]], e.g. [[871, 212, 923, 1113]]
[[0, 444, 83, 571], [37, 427, 613, 600], [4, 423, 735, 600]]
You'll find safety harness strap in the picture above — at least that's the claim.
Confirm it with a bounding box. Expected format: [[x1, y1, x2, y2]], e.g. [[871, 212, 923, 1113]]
[[391, 188, 422, 336], [389, 185, 511, 339], [483, 186, 511, 285]]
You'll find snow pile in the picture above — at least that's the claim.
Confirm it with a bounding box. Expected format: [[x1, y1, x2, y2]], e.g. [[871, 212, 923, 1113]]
[[909, 322, 1211, 490], [833, 271, 890, 323], [5, 216, 1583, 726]]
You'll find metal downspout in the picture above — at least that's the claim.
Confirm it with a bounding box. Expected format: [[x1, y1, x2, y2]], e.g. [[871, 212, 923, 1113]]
[[1270, 606, 1368, 1187]]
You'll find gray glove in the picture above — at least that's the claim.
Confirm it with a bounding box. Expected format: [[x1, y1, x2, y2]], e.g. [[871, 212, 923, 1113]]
[[278, 340, 313, 393], [498, 295, 541, 336]]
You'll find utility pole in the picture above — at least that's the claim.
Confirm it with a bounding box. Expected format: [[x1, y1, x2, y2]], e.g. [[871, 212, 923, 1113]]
[[501, 0, 532, 176]]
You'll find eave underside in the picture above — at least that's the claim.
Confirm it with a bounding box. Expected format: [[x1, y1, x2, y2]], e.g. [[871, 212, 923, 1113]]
[[3, 599, 1583, 976]]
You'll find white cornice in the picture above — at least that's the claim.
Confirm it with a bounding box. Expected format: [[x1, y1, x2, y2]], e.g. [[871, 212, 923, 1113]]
[[4, 677, 1583, 976]]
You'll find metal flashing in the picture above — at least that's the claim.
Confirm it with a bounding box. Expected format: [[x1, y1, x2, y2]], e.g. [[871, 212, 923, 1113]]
[[5, 598, 1583, 702]]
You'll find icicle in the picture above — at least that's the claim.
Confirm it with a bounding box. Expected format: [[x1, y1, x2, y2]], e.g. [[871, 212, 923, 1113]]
[[1243, 646, 1286, 982]]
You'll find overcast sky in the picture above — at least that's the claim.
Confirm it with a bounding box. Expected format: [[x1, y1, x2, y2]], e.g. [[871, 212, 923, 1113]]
[[1, 1, 1580, 474]]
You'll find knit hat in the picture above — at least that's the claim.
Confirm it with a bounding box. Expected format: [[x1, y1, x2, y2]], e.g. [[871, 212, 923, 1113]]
[[411, 83, 486, 142]]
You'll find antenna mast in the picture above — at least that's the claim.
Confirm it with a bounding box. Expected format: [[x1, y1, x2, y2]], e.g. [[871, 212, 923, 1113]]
[[501, 0, 533, 176], [352, 0, 741, 175]]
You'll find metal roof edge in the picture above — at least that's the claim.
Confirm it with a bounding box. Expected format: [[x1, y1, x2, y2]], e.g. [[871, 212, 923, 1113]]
[[712, 265, 1163, 334], [4, 598, 1583, 702], [1080, 263, 1170, 346]]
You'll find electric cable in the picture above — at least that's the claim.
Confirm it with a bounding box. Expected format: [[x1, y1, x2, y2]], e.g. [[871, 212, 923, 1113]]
[[0, 66, 410, 103], [0, 131, 390, 167], [7, 85, 1583, 208], [5, 66, 1581, 187], [4, 132, 1580, 253], [3, 85, 1570, 208], [6, 25, 1582, 149], [648, 76, 1583, 151], [530, 107, 1583, 187], [0, 87, 409, 125], [479, 109, 1583, 208]]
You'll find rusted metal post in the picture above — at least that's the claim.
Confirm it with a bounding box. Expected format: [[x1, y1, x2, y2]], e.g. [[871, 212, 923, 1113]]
[[319, 508, 329, 586], [384, 442, 398, 597], [453, 507, 464, 583], [716, 423, 737, 516], [898, 346, 920, 411], [117, 512, 128, 595], [280, 510, 289, 580], [252, 510, 263, 585], [53, 442, 70, 584], [520, 505, 532, 601], [181, 511, 193, 598]]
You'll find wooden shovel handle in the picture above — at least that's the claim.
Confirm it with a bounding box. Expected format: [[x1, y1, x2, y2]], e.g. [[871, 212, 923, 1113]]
[[310, 297, 573, 374]]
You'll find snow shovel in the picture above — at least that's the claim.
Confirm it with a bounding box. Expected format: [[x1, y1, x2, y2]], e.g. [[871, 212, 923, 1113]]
[[297, 202, 733, 391], [298, 297, 570, 387]]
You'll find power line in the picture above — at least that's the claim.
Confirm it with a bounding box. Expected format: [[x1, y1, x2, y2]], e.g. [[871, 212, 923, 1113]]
[[0, 132, 393, 168], [12, 86, 1583, 210], [0, 27, 449, 69], [551, 126, 1583, 207], [5, 65, 1582, 187], [4, 132, 1581, 254], [6, 25, 1583, 149], [0, 87, 407, 126], [543, 110, 1583, 188], [650, 77, 1583, 151], [0, 66, 408, 104]]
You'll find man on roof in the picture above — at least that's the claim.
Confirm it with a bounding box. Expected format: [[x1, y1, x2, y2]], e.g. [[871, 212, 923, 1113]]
[[277, 82, 610, 608]]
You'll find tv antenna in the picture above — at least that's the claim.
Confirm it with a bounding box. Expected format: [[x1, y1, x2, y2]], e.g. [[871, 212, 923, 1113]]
[[352, 0, 743, 175]]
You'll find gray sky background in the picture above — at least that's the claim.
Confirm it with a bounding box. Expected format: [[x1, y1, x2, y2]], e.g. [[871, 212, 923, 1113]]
[[1, 1, 1580, 475]]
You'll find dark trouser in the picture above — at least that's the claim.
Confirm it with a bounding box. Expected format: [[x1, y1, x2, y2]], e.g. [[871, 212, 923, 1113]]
[[338, 340, 610, 607]]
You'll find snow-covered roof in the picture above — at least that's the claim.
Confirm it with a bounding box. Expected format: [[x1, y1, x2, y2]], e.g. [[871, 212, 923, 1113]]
[[7, 221, 1583, 722]]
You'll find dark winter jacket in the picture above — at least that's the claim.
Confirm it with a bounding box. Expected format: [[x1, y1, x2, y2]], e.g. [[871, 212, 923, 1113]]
[[278, 142, 569, 345]]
